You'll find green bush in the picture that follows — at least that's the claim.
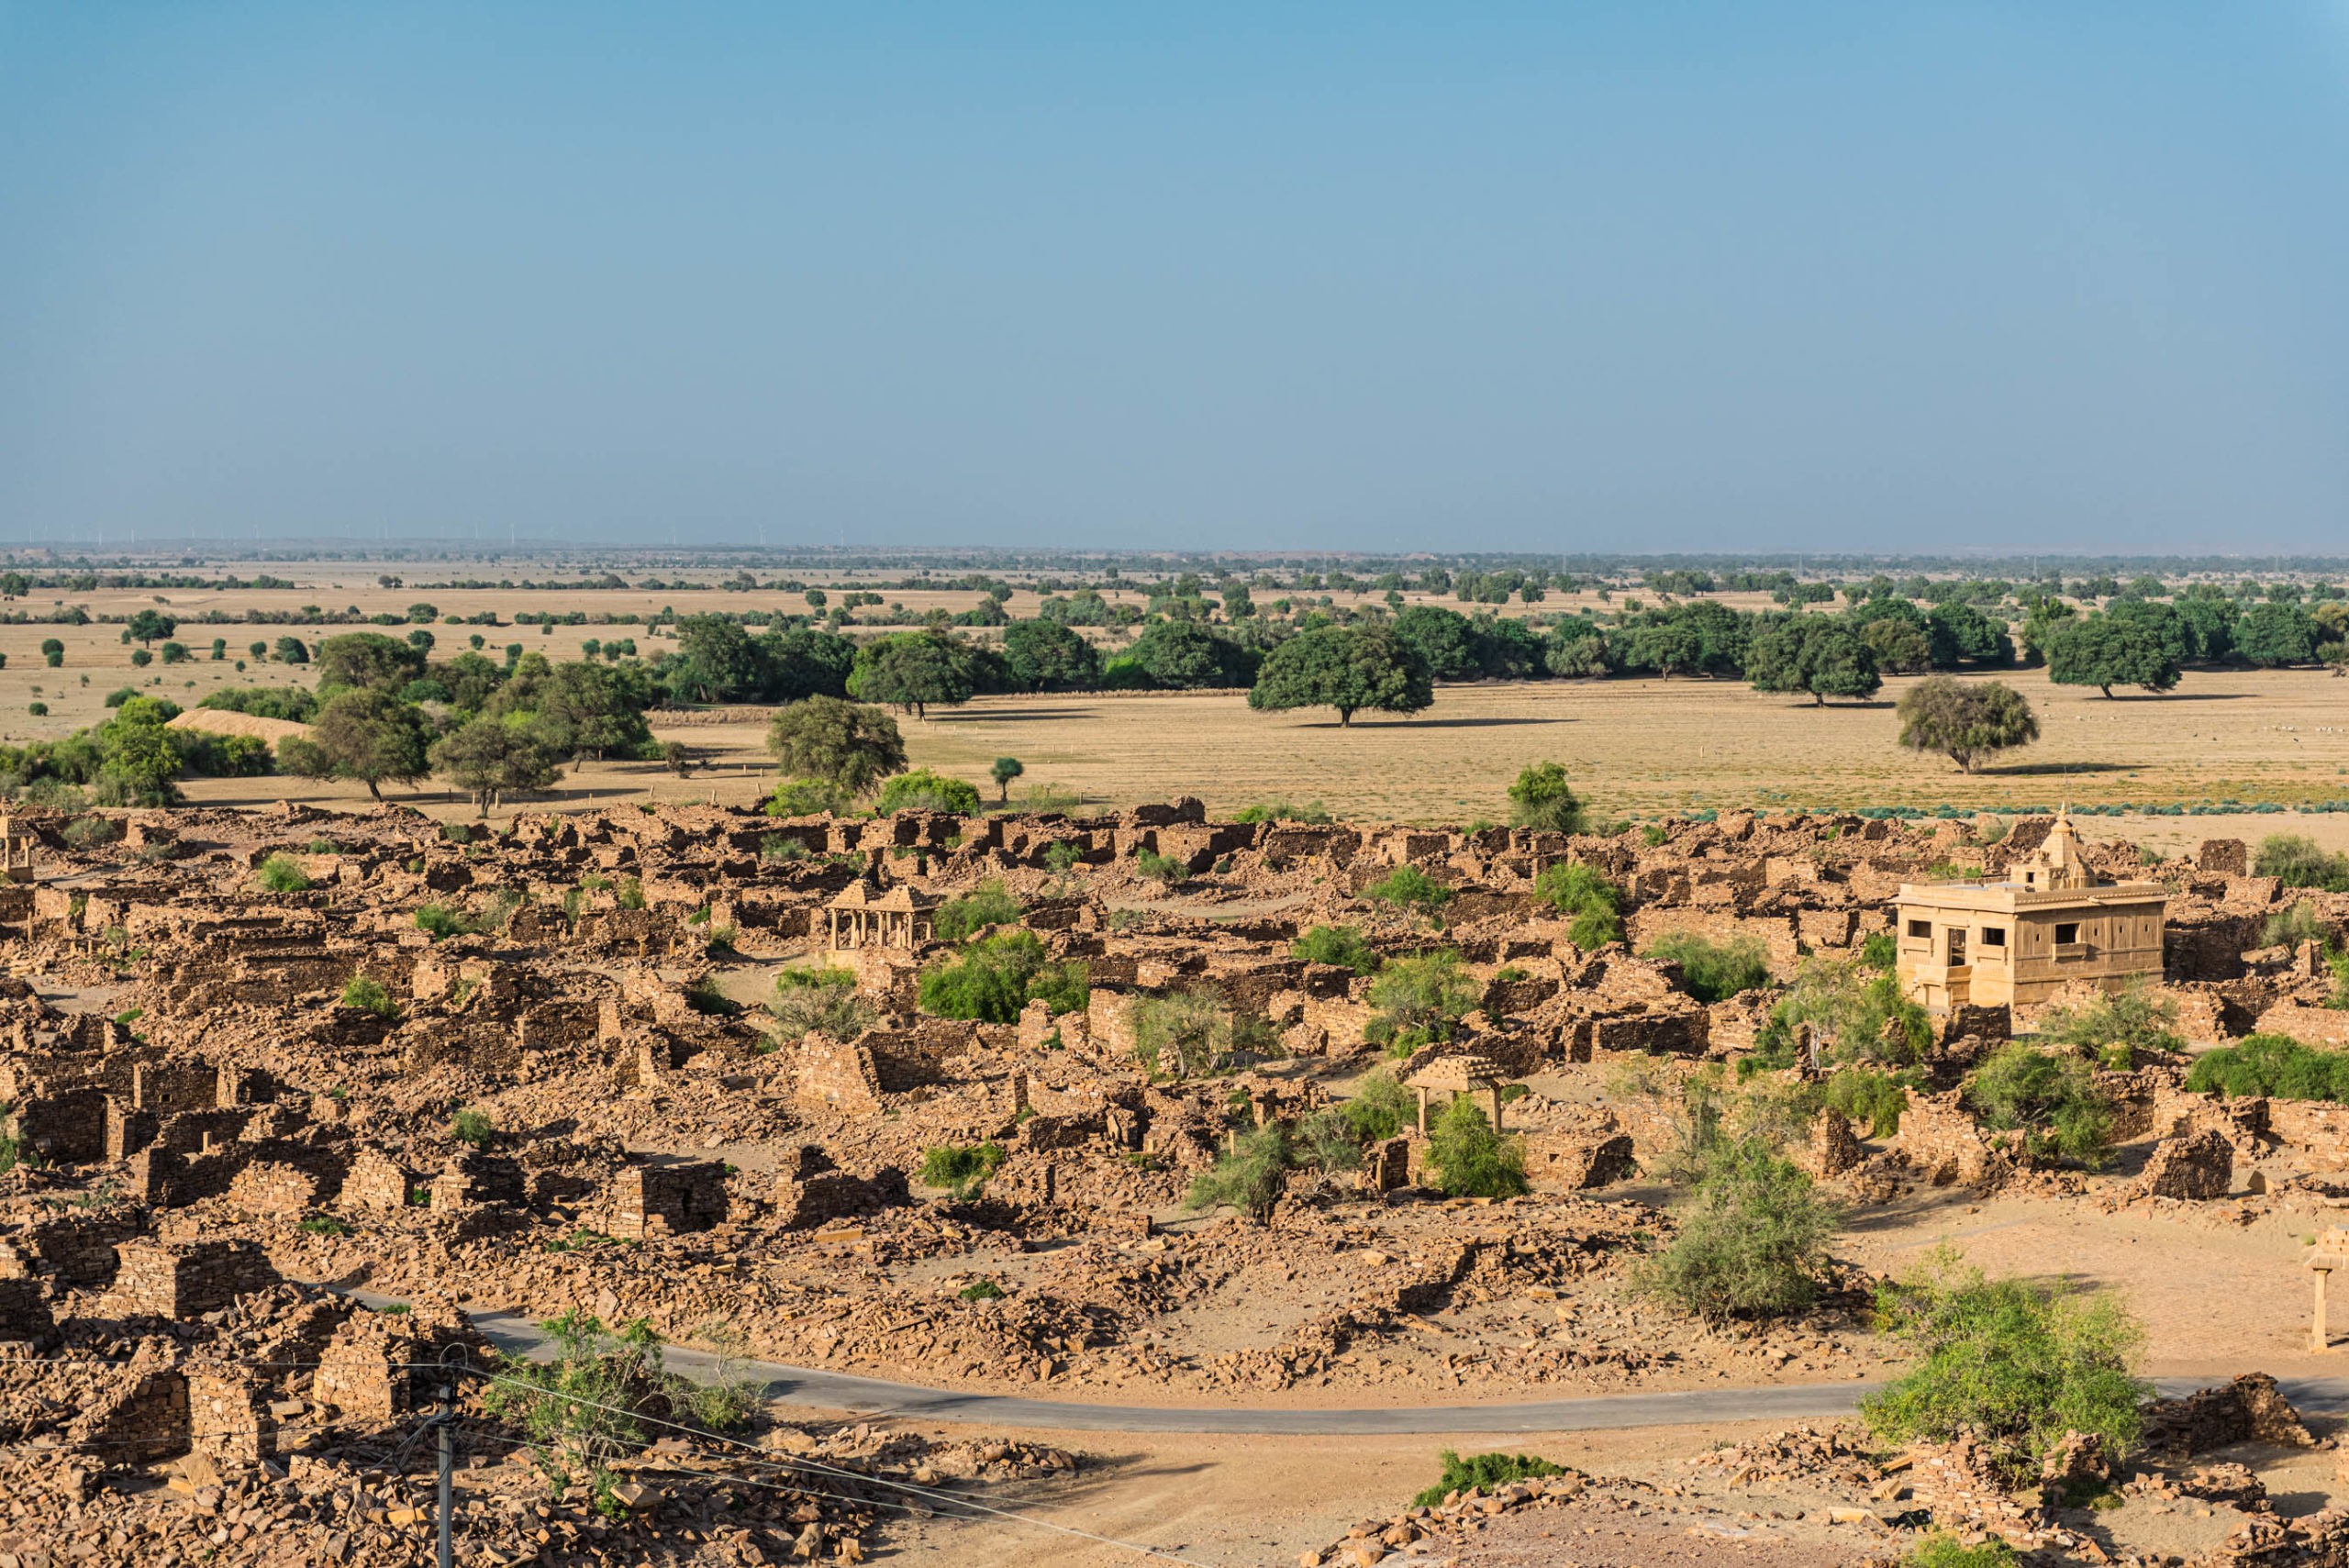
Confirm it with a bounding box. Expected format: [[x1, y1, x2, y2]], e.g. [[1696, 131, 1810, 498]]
[[415, 903, 468, 940], [2037, 984, 2183, 1061], [1186, 1122, 1292, 1218], [61, 815, 120, 849], [1635, 1137, 1841, 1320], [1409, 1450, 1567, 1509], [1425, 1095, 1528, 1198], [959, 1279, 1005, 1302], [760, 832, 809, 862], [340, 974, 400, 1020], [769, 967, 874, 1043], [1136, 849, 1188, 884], [1645, 931, 1772, 1003], [1130, 988, 1241, 1078], [1341, 1070, 1413, 1142], [252, 853, 312, 893], [451, 1106, 494, 1147], [1858, 931, 1897, 970], [764, 776, 852, 817], [1234, 800, 1332, 825], [918, 930, 1085, 1023], [2256, 833, 2349, 892], [874, 768, 982, 816], [1821, 1067, 1909, 1139], [479, 1310, 668, 1510], [933, 880, 1022, 942], [1507, 763, 1588, 834], [2188, 1032, 2349, 1102], [1902, 1536, 2018, 1568], [1364, 951, 1479, 1047], [920, 1141, 1007, 1199], [1365, 864, 1451, 913], [2263, 901, 2327, 950], [1531, 861, 1616, 917], [1290, 923, 1381, 974], [1965, 1043, 2113, 1166], [1862, 1250, 2146, 1480]]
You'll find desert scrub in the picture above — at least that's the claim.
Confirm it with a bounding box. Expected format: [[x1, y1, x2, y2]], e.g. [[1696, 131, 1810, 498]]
[[252, 853, 311, 893], [451, 1106, 494, 1148], [1410, 1450, 1566, 1509], [1364, 864, 1451, 914], [1289, 923, 1381, 974], [920, 1141, 1006, 1200], [1635, 1136, 1840, 1320], [1424, 1096, 1528, 1199], [340, 974, 400, 1020], [1643, 930, 1771, 1003]]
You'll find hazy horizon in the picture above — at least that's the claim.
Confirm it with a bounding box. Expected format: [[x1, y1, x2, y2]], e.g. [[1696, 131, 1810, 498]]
[[4, 4, 2345, 553]]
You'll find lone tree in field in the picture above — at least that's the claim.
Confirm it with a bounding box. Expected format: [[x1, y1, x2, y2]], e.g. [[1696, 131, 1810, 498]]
[[126, 609, 178, 647], [1507, 762, 1587, 834], [278, 687, 434, 800], [2045, 615, 2180, 697], [1744, 616, 1881, 705], [1247, 626, 1432, 727], [765, 695, 907, 794], [1896, 677, 2040, 773], [990, 756, 1024, 803], [846, 629, 978, 718], [431, 717, 561, 816]]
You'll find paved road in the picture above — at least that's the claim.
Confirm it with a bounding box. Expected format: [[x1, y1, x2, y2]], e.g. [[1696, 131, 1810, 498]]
[[452, 1304, 2349, 1437]]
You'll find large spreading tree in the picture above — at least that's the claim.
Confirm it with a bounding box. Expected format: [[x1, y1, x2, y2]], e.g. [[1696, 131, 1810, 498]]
[[2045, 615, 2179, 697], [1744, 617, 1881, 705], [846, 629, 979, 717], [1896, 676, 2040, 773], [1247, 626, 1433, 726], [765, 695, 907, 794], [281, 686, 434, 800]]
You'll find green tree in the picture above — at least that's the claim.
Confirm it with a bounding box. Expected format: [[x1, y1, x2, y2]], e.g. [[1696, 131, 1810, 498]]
[[1646, 931, 1772, 1003], [1126, 619, 1254, 689], [1744, 616, 1881, 705], [1388, 606, 1481, 682], [1291, 923, 1381, 974], [286, 687, 434, 801], [126, 609, 177, 646], [39, 638, 62, 668], [1424, 1095, 1529, 1198], [1895, 676, 2041, 773], [273, 635, 311, 665], [1965, 1043, 2113, 1166], [918, 930, 1085, 1023], [999, 619, 1103, 691], [1507, 762, 1587, 833], [1247, 626, 1433, 726], [314, 631, 427, 695], [1186, 1122, 1292, 1219], [1862, 1250, 2146, 1479], [1364, 951, 1479, 1050], [431, 717, 561, 816], [873, 768, 982, 815], [2236, 602, 2318, 667], [764, 696, 906, 794], [669, 616, 766, 702], [2044, 615, 2179, 697], [1635, 1137, 1841, 1320], [94, 699, 184, 806], [847, 629, 979, 717], [990, 756, 1025, 802]]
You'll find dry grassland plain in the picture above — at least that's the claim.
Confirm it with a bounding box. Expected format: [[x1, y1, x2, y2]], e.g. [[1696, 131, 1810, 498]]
[[10, 563, 2345, 851]]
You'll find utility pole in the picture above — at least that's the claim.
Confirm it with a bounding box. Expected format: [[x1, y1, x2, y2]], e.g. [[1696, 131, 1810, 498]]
[[434, 1370, 456, 1568]]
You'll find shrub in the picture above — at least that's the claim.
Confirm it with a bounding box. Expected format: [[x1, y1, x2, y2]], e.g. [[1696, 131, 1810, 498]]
[[1902, 1537, 2018, 1568], [918, 930, 1083, 1023], [759, 832, 809, 863], [1364, 951, 1479, 1046], [61, 815, 120, 849], [681, 976, 740, 1017], [2262, 901, 2328, 950], [1136, 849, 1188, 884], [1965, 1044, 2112, 1167], [480, 1311, 668, 1510], [874, 768, 982, 816], [1234, 800, 1332, 825], [1532, 861, 1617, 917], [1862, 1249, 2146, 1479], [1131, 988, 1237, 1078], [297, 1216, 351, 1237], [2187, 1033, 2349, 1101], [1424, 1095, 1529, 1199], [1409, 1450, 1567, 1509], [1821, 1067, 1909, 1139], [2037, 984, 2184, 1062], [959, 1279, 1005, 1302], [25, 703, 43, 717], [340, 974, 400, 1020], [1365, 865, 1451, 914], [1341, 1070, 1413, 1142], [1186, 1122, 1292, 1218], [1635, 1137, 1841, 1320], [1507, 763, 1588, 834], [920, 1141, 1007, 1199], [415, 903, 468, 941], [252, 853, 311, 893], [2256, 834, 2349, 892], [769, 967, 874, 1042], [1290, 923, 1381, 974], [451, 1107, 494, 1147], [1645, 931, 1772, 1003], [764, 777, 852, 817], [933, 880, 1022, 942], [1858, 931, 1897, 970]]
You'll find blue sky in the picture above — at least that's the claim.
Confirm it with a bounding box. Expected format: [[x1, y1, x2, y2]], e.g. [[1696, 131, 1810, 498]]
[[2, 3, 2344, 553]]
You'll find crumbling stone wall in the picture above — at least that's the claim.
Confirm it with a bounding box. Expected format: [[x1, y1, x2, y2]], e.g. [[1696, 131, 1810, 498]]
[[2140, 1373, 2314, 1461], [1889, 1091, 2008, 1189], [112, 1240, 280, 1319], [607, 1160, 729, 1239], [188, 1368, 274, 1463], [340, 1148, 415, 1212], [796, 1035, 882, 1111], [1520, 1128, 1634, 1189], [7, 1087, 106, 1164], [2131, 1129, 2232, 1200], [773, 1167, 908, 1229]]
